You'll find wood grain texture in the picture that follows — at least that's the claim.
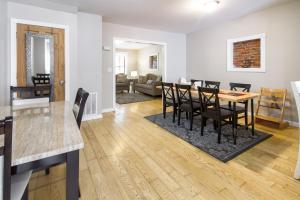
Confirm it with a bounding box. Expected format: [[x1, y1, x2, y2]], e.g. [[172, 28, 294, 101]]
[[157, 86, 260, 102], [28, 99, 300, 200]]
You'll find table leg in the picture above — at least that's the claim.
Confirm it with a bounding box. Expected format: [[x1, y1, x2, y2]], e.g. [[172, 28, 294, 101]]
[[66, 150, 79, 200], [233, 102, 237, 145], [251, 99, 255, 136]]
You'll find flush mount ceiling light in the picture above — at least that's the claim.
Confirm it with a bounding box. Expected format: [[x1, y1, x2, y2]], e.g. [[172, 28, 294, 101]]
[[203, 0, 220, 12], [187, 0, 221, 13]]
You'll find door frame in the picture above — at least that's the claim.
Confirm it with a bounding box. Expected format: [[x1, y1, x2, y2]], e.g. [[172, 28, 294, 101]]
[[10, 18, 70, 101], [112, 37, 167, 110]]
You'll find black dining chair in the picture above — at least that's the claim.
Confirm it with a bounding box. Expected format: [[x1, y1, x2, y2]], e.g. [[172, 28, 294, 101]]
[[0, 116, 32, 200], [73, 88, 89, 129], [45, 88, 88, 198], [221, 83, 251, 129], [175, 84, 201, 131], [191, 79, 204, 87], [198, 87, 234, 144], [32, 76, 51, 86], [205, 81, 221, 89], [162, 82, 178, 123], [36, 73, 51, 79], [10, 85, 52, 106]]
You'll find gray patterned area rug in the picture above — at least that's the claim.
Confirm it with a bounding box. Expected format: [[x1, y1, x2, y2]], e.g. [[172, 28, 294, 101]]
[[145, 112, 272, 162], [116, 92, 157, 104]]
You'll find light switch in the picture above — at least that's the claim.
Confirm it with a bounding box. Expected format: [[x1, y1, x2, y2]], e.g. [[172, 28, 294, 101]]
[[107, 68, 112, 73]]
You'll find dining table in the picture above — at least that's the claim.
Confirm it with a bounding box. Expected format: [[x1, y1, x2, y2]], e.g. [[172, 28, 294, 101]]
[[0, 101, 84, 200], [159, 85, 260, 144]]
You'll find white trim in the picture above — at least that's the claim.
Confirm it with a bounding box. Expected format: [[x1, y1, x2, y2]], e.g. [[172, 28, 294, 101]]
[[227, 33, 266, 73], [246, 111, 299, 127], [82, 114, 103, 121], [289, 120, 299, 128], [112, 37, 167, 110], [102, 108, 115, 113], [10, 18, 70, 101]]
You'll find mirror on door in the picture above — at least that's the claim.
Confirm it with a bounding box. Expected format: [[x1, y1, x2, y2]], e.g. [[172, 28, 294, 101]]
[[17, 23, 65, 101], [25, 32, 54, 86]]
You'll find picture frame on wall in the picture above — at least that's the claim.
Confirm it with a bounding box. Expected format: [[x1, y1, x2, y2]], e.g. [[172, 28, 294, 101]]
[[227, 33, 266, 72], [149, 54, 159, 70]]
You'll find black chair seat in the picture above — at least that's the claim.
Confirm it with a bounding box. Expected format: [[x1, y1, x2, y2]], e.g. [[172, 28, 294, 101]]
[[203, 108, 233, 119], [181, 102, 201, 111], [221, 104, 245, 113]]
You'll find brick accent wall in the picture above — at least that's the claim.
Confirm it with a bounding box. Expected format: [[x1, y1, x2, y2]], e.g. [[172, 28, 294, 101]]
[[233, 39, 261, 68]]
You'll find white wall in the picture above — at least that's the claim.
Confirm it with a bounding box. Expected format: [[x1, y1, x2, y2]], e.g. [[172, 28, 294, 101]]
[[187, 0, 300, 123], [0, 0, 7, 106], [7, 1, 78, 103], [5, 2, 103, 117], [137, 45, 164, 77], [77, 12, 102, 116], [102, 22, 186, 110], [115, 48, 139, 75]]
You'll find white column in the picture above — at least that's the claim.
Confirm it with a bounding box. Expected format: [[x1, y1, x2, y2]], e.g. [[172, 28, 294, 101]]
[[291, 81, 300, 179]]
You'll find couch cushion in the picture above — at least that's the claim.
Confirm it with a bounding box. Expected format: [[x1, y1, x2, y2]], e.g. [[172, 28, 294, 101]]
[[138, 76, 147, 84], [146, 74, 158, 81], [135, 83, 152, 90], [116, 74, 127, 83], [146, 80, 154, 85]]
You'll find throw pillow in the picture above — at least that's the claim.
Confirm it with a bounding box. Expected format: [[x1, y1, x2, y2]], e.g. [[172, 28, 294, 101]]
[[146, 80, 154, 85]]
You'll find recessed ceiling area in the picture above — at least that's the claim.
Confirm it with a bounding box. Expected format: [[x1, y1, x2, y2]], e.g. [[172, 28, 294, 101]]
[[9, 0, 292, 33]]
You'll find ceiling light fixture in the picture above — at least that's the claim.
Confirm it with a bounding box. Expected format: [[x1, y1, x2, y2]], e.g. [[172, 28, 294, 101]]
[[203, 0, 220, 12], [187, 0, 220, 13]]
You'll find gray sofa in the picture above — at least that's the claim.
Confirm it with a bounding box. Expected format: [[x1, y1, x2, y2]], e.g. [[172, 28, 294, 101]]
[[116, 73, 130, 92], [134, 74, 162, 96]]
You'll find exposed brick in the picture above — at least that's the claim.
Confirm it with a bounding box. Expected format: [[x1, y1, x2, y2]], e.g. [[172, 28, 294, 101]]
[[233, 39, 261, 68]]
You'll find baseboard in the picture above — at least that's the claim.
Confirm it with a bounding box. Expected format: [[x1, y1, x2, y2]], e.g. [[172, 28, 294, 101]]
[[246, 112, 299, 128], [102, 108, 115, 113], [288, 120, 299, 128], [82, 114, 103, 121]]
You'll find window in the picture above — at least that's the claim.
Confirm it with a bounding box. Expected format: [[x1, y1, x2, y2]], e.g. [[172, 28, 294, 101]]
[[115, 52, 128, 74]]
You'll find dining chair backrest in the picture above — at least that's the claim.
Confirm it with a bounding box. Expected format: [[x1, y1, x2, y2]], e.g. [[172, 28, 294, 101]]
[[32, 76, 51, 86], [229, 83, 251, 92], [175, 84, 193, 108], [191, 79, 204, 87], [0, 116, 13, 200], [198, 87, 220, 113], [10, 86, 52, 106], [73, 88, 89, 129], [205, 81, 220, 89], [36, 73, 51, 79], [161, 82, 176, 105]]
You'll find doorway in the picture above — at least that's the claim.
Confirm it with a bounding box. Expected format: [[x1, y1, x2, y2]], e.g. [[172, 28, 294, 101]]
[[16, 23, 65, 101], [113, 38, 167, 107]]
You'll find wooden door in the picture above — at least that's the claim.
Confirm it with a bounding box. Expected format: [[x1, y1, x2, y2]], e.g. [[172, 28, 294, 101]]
[[17, 24, 65, 101]]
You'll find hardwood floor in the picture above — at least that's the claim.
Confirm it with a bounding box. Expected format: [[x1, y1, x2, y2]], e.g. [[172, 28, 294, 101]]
[[28, 99, 300, 200]]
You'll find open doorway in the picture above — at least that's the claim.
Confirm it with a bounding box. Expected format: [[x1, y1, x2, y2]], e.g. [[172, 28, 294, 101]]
[[113, 38, 167, 106]]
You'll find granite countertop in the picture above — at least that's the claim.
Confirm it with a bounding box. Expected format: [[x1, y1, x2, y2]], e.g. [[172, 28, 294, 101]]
[[0, 101, 84, 166]]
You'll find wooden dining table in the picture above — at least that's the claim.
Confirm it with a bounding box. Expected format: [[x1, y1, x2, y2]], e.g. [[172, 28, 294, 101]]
[[159, 85, 260, 143], [0, 101, 84, 200]]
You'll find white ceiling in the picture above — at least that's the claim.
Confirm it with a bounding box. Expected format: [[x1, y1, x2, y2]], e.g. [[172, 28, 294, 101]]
[[115, 40, 158, 50], [9, 0, 292, 33]]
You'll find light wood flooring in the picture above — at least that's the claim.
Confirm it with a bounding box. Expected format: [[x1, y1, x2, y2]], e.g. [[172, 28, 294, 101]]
[[28, 99, 300, 200]]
